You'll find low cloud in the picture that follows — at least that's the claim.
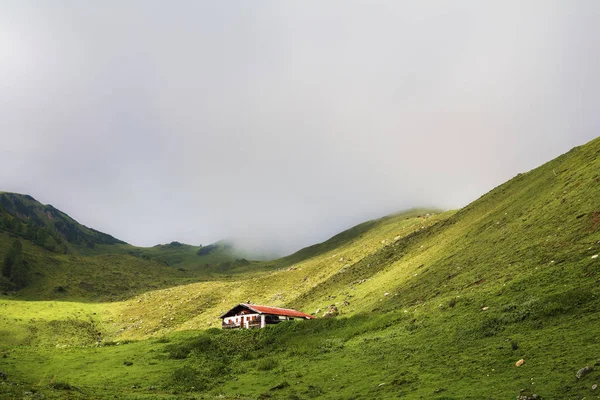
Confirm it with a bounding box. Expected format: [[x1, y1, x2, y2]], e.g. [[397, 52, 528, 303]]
[[1, 1, 598, 255]]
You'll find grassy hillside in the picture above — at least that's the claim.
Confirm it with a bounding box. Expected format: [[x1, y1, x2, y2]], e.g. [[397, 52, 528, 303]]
[[0, 137, 599, 399], [0, 193, 268, 296], [0, 192, 124, 254]]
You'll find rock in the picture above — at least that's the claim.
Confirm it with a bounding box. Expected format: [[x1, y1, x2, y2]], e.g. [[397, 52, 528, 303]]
[[515, 359, 525, 367], [592, 254, 598, 259], [384, 292, 389, 296], [482, 306, 489, 311], [323, 305, 339, 318], [517, 392, 541, 400], [576, 366, 593, 379], [124, 361, 133, 366], [592, 384, 598, 391]]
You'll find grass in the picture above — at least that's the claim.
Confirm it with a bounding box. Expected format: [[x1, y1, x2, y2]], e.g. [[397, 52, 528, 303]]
[[0, 136, 599, 398]]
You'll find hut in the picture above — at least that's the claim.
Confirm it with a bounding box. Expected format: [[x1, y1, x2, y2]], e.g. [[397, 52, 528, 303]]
[[220, 303, 314, 329]]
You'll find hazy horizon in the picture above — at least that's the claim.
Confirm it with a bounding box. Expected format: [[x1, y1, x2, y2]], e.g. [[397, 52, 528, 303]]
[[1, 1, 599, 256]]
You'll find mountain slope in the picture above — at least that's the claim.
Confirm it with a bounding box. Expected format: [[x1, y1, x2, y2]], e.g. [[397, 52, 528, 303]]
[[0, 192, 125, 253], [0, 193, 269, 295], [291, 137, 600, 315], [0, 136, 599, 399]]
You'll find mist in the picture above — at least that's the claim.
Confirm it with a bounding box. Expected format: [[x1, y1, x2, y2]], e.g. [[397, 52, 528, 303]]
[[1, 1, 599, 256]]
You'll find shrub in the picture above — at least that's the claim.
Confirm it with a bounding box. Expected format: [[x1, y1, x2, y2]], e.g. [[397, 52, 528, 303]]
[[270, 381, 290, 391], [256, 358, 278, 371], [306, 385, 324, 398], [208, 361, 231, 377], [171, 366, 207, 391], [49, 381, 75, 390], [167, 335, 214, 359], [168, 347, 190, 360], [479, 316, 504, 337]]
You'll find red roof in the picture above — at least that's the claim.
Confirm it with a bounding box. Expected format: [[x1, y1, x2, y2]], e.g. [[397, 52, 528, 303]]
[[221, 303, 314, 319], [245, 304, 314, 319]]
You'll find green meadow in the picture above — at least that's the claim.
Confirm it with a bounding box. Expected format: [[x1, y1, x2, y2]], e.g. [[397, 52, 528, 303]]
[[1, 136, 599, 399]]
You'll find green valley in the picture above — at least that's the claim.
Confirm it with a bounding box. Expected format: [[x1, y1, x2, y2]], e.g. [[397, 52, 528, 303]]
[[1, 136, 599, 399]]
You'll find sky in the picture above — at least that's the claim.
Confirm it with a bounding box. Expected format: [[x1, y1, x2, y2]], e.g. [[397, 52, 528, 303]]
[[1, 1, 599, 256]]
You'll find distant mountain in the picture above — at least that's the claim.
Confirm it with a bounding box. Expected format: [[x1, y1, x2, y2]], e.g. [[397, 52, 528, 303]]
[[0, 192, 125, 253], [0, 192, 266, 296]]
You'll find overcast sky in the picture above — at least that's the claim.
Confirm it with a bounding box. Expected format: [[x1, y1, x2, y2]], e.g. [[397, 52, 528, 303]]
[[1, 1, 598, 256]]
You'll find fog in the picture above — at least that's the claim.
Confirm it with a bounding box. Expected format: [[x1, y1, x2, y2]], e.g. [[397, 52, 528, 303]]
[[1, 1, 598, 256]]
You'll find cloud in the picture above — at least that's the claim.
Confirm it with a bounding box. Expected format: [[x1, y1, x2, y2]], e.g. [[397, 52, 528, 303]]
[[1, 1, 599, 255]]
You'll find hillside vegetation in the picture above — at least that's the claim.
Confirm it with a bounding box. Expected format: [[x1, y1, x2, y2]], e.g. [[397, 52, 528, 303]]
[[0, 193, 264, 297], [0, 136, 599, 399]]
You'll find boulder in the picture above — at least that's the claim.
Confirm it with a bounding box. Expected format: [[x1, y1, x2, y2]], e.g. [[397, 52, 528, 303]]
[[576, 366, 593, 379], [515, 359, 525, 367]]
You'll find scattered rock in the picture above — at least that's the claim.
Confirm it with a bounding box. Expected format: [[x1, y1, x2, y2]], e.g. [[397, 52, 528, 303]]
[[323, 305, 339, 318], [576, 366, 593, 379], [516, 389, 542, 400], [482, 306, 489, 311], [592, 383, 598, 391], [384, 292, 389, 297], [592, 254, 598, 259], [515, 359, 525, 367]]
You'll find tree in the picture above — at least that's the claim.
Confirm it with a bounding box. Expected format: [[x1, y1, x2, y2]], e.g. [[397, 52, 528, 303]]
[[2, 240, 28, 288], [36, 227, 49, 247], [2, 240, 22, 278]]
